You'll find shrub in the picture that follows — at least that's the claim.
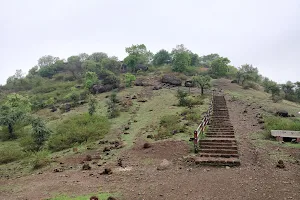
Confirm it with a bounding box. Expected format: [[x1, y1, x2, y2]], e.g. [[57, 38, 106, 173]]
[[107, 93, 120, 118], [48, 114, 110, 151], [183, 109, 202, 123], [31, 150, 51, 169], [176, 90, 189, 106], [184, 66, 198, 76], [0, 144, 24, 164], [155, 115, 183, 140], [272, 95, 283, 103], [243, 81, 260, 90]]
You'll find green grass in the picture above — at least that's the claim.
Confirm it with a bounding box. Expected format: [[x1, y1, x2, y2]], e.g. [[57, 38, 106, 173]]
[[48, 192, 118, 200], [0, 141, 24, 164], [264, 116, 300, 131]]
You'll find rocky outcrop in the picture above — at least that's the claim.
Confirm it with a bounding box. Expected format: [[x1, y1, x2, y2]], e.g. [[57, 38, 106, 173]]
[[161, 74, 182, 86], [92, 84, 115, 94]]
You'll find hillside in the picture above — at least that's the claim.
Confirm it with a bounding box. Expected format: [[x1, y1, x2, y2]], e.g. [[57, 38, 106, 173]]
[[1, 46, 300, 200]]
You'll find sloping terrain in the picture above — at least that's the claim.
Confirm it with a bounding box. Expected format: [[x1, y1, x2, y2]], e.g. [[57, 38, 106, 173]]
[[1, 79, 300, 200]]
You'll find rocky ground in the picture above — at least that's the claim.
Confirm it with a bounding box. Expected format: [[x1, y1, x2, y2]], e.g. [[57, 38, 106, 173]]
[[1, 79, 299, 200]]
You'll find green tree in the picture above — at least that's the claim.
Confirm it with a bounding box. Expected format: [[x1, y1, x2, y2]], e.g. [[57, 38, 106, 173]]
[[124, 73, 136, 87], [199, 53, 220, 67], [66, 56, 83, 78], [88, 52, 108, 63], [238, 64, 259, 85], [0, 94, 31, 139], [78, 53, 89, 62], [85, 71, 98, 89], [172, 51, 190, 72], [211, 57, 230, 77], [281, 81, 295, 101], [107, 93, 120, 118], [31, 117, 51, 151], [101, 56, 121, 74], [124, 44, 153, 72], [190, 53, 200, 67], [88, 95, 97, 116], [193, 75, 211, 95], [38, 55, 59, 68], [152, 49, 171, 66]]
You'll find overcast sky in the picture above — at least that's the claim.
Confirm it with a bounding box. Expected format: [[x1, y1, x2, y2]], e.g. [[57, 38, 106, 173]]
[[0, 0, 299, 85]]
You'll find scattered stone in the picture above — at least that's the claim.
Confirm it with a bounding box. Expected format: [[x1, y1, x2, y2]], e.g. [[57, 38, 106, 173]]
[[258, 119, 265, 124], [276, 160, 285, 168], [85, 155, 92, 161], [107, 197, 117, 200], [82, 164, 91, 170], [147, 135, 154, 139], [124, 132, 130, 135], [100, 168, 113, 175], [90, 196, 99, 200], [134, 120, 138, 122], [291, 139, 298, 143], [131, 95, 137, 99], [143, 143, 151, 149], [243, 110, 247, 114], [226, 166, 231, 169], [124, 126, 130, 130], [103, 147, 111, 152], [53, 168, 64, 173], [118, 158, 123, 167], [157, 159, 171, 171]]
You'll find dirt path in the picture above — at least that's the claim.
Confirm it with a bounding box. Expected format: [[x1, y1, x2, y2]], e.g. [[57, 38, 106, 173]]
[[1, 79, 300, 200]]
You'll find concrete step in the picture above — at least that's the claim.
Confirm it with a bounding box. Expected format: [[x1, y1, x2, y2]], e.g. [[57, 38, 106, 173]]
[[200, 145, 238, 150], [199, 152, 239, 158], [201, 138, 237, 143], [200, 148, 238, 154], [199, 142, 237, 146], [194, 157, 240, 166], [206, 132, 235, 135], [206, 135, 235, 138]]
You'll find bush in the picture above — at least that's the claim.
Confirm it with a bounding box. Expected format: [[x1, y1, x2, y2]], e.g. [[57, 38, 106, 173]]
[[155, 115, 183, 140], [31, 150, 51, 169], [184, 66, 198, 76], [183, 109, 202, 123], [0, 144, 24, 164], [272, 95, 283, 103], [243, 81, 260, 90], [48, 114, 110, 152], [176, 90, 189, 106]]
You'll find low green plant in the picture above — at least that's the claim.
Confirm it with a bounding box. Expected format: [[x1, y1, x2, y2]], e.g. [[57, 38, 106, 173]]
[[264, 116, 300, 132], [31, 150, 51, 169], [48, 114, 110, 152], [0, 143, 24, 164], [155, 115, 184, 140]]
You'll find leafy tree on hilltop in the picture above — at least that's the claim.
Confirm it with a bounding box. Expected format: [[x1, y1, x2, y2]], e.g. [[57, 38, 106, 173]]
[[211, 57, 230, 78], [172, 51, 190, 72], [152, 49, 171, 66], [124, 44, 153, 72]]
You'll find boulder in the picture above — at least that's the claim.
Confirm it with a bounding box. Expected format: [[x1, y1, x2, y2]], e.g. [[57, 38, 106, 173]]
[[185, 80, 195, 87], [82, 163, 91, 170], [135, 78, 144, 86], [157, 159, 171, 170], [231, 80, 238, 84], [276, 160, 285, 168], [136, 64, 148, 71], [50, 106, 57, 112], [276, 110, 289, 117], [64, 103, 71, 112], [161, 74, 182, 86], [92, 84, 115, 94], [153, 85, 162, 90]]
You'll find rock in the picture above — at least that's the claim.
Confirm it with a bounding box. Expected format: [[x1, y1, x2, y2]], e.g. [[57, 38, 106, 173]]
[[157, 159, 171, 170], [291, 139, 298, 143], [134, 120, 137, 122], [143, 143, 151, 149], [147, 135, 154, 139], [276, 160, 285, 168], [92, 84, 115, 94], [123, 132, 130, 135], [82, 164, 91, 170], [53, 168, 64, 173], [118, 158, 123, 167], [226, 166, 230, 169], [291, 114, 295, 117], [107, 197, 117, 200], [161, 74, 182, 86], [136, 64, 148, 71], [153, 85, 162, 90], [103, 147, 111, 152], [258, 119, 265, 124], [243, 110, 247, 114], [276, 110, 289, 117], [124, 126, 130, 130], [131, 95, 137, 99], [137, 99, 147, 102], [50, 106, 57, 112], [135, 78, 144, 86], [85, 155, 92, 161], [90, 196, 99, 200], [100, 168, 112, 175], [64, 103, 71, 112], [231, 80, 238, 84], [184, 80, 195, 87]]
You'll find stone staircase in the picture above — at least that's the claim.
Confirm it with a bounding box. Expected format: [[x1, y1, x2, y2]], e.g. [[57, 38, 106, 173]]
[[195, 96, 240, 166]]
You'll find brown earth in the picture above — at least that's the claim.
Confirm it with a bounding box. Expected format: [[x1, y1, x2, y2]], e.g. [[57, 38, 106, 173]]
[[1, 79, 300, 200]]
